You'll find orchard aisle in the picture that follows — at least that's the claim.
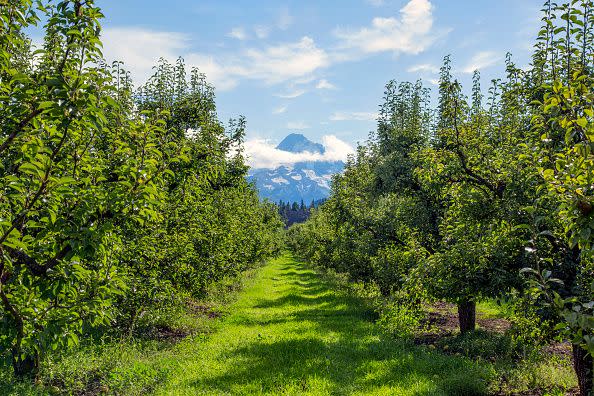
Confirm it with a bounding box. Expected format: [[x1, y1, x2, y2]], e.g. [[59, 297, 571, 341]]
[[155, 254, 486, 395]]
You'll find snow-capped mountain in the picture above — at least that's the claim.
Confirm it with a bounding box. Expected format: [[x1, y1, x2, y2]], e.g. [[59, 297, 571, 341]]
[[276, 133, 325, 155], [248, 134, 344, 203]]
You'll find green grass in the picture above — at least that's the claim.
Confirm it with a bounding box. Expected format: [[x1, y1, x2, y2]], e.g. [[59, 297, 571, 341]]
[[0, 266, 260, 396], [151, 253, 490, 395], [476, 300, 510, 319], [0, 253, 576, 395]]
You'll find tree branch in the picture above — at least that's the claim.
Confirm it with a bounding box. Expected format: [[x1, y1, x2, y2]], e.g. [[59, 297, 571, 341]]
[[0, 109, 42, 155]]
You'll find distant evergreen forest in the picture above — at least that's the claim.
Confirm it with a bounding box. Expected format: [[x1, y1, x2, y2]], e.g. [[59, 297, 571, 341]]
[[277, 199, 325, 227]]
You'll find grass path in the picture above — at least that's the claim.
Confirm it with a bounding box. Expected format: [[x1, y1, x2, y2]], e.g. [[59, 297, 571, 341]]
[[154, 254, 489, 395]]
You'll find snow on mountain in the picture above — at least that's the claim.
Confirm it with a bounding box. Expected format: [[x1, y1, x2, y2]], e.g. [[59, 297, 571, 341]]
[[247, 134, 346, 203], [275, 133, 325, 155]]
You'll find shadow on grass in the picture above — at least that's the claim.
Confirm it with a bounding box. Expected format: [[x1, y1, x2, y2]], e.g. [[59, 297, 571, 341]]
[[253, 293, 339, 309], [191, 336, 486, 395], [184, 260, 490, 395]]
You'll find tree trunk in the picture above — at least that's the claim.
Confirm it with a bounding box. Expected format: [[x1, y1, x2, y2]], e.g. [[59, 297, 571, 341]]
[[128, 308, 139, 338], [11, 347, 39, 379], [1, 286, 37, 379], [573, 343, 593, 396], [457, 300, 476, 334]]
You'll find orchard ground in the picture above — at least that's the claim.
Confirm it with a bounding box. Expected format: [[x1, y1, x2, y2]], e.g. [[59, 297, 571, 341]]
[[0, 254, 577, 395]]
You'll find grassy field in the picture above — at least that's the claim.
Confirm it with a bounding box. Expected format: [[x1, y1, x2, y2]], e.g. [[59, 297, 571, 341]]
[[1, 253, 576, 395], [152, 254, 490, 395]]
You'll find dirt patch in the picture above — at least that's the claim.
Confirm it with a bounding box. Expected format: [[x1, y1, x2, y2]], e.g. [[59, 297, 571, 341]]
[[543, 341, 572, 360], [418, 302, 511, 336], [480, 316, 511, 333], [413, 302, 578, 396], [48, 373, 109, 396], [187, 302, 222, 319], [151, 325, 190, 342], [140, 302, 222, 342], [75, 380, 109, 396], [419, 302, 458, 332], [415, 303, 455, 347]]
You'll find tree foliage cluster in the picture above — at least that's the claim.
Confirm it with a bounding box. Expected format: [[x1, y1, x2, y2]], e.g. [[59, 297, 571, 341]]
[[287, 1, 594, 393], [0, 0, 283, 379]]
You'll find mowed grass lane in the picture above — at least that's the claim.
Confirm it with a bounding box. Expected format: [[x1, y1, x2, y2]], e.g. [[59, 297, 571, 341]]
[[155, 254, 488, 395]]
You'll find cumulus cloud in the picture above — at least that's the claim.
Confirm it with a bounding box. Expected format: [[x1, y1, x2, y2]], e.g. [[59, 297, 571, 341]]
[[330, 111, 378, 121], [101, 28, 240, 90], [193, 37, 329, 88], [242, 37, 329, 84], [102, 29, 329, 90], [462, 51, 501, 73], [101, 27, 189, 83], [101, 1, 440, 92], [316, 79, 336, 89], [322, 135, 357, 161], [334, 0, 437, 56], [245, 135, 355, 169], [184, 53, 242, 90]]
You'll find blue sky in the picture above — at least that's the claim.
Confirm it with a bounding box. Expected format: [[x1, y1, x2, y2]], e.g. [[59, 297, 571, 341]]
[[98, 0, 542, 168]]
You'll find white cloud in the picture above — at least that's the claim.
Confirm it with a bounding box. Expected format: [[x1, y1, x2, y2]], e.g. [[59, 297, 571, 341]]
[[334, 0, 437, 56], [287, 121, 310, 130], [184, 54, 241, 90], [103, 3, 438, 94], [273, 105, 288, 114], [190, 37, 328, 88], [102, 28, 329, 91], [195, 37, 330, 89], [101, 27, 189, 83], [242, 37, 329, 84], [102, 0, 440, 99], [275, 89, 307, 99], [103, 4, 441, 95], [316, 79, 336, 90], [245, 135, 355, 168], [228, 27, 248, 40], [322, 135, 356, 161], [101, 28, 241, 90], [407, 63, 438, 74], [462, 51, 501, 73], [330, 111, 378, 121], [189, 37, 329, 89]]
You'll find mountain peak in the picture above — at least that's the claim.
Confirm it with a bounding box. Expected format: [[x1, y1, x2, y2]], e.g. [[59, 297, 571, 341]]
[[276, 133, 325, 155]]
